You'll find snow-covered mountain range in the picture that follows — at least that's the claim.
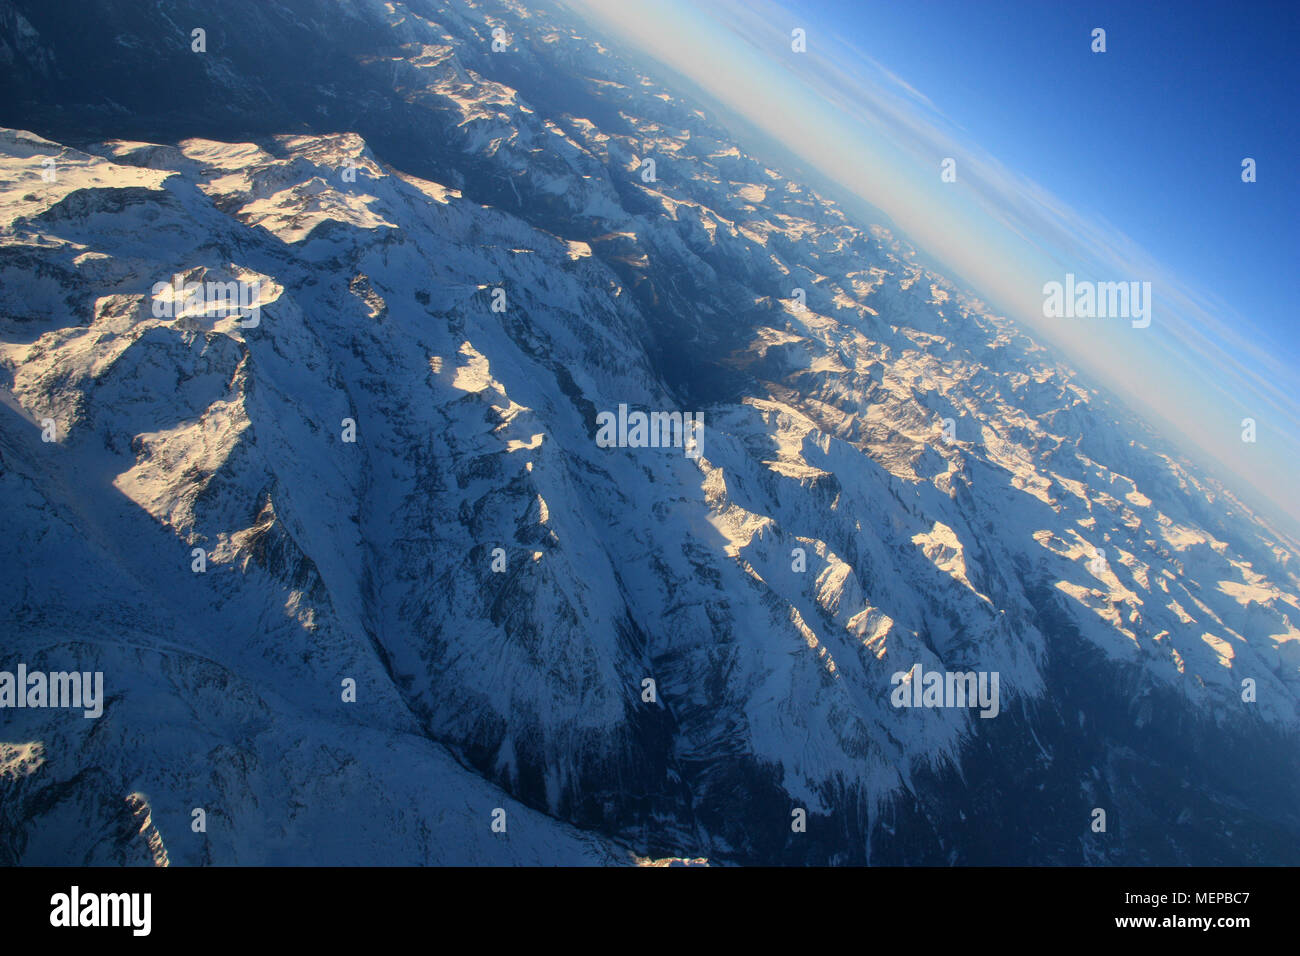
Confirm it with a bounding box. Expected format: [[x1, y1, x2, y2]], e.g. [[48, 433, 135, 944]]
[[1, 0, 1297, 865]]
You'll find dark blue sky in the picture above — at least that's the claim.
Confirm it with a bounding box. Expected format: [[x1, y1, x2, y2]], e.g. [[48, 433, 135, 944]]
[[791, 0, 1298, 360]]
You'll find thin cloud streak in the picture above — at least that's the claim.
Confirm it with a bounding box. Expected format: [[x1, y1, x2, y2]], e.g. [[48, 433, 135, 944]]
[[565, 0, 1300, 523]]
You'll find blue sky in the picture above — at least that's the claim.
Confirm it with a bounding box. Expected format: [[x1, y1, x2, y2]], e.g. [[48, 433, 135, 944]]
[[788, 0, 1298, 353], [566, 0, 1300, 527]]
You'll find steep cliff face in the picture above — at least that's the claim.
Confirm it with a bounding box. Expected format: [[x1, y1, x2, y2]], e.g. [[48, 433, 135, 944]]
[[0, 0, 1296, 865]]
